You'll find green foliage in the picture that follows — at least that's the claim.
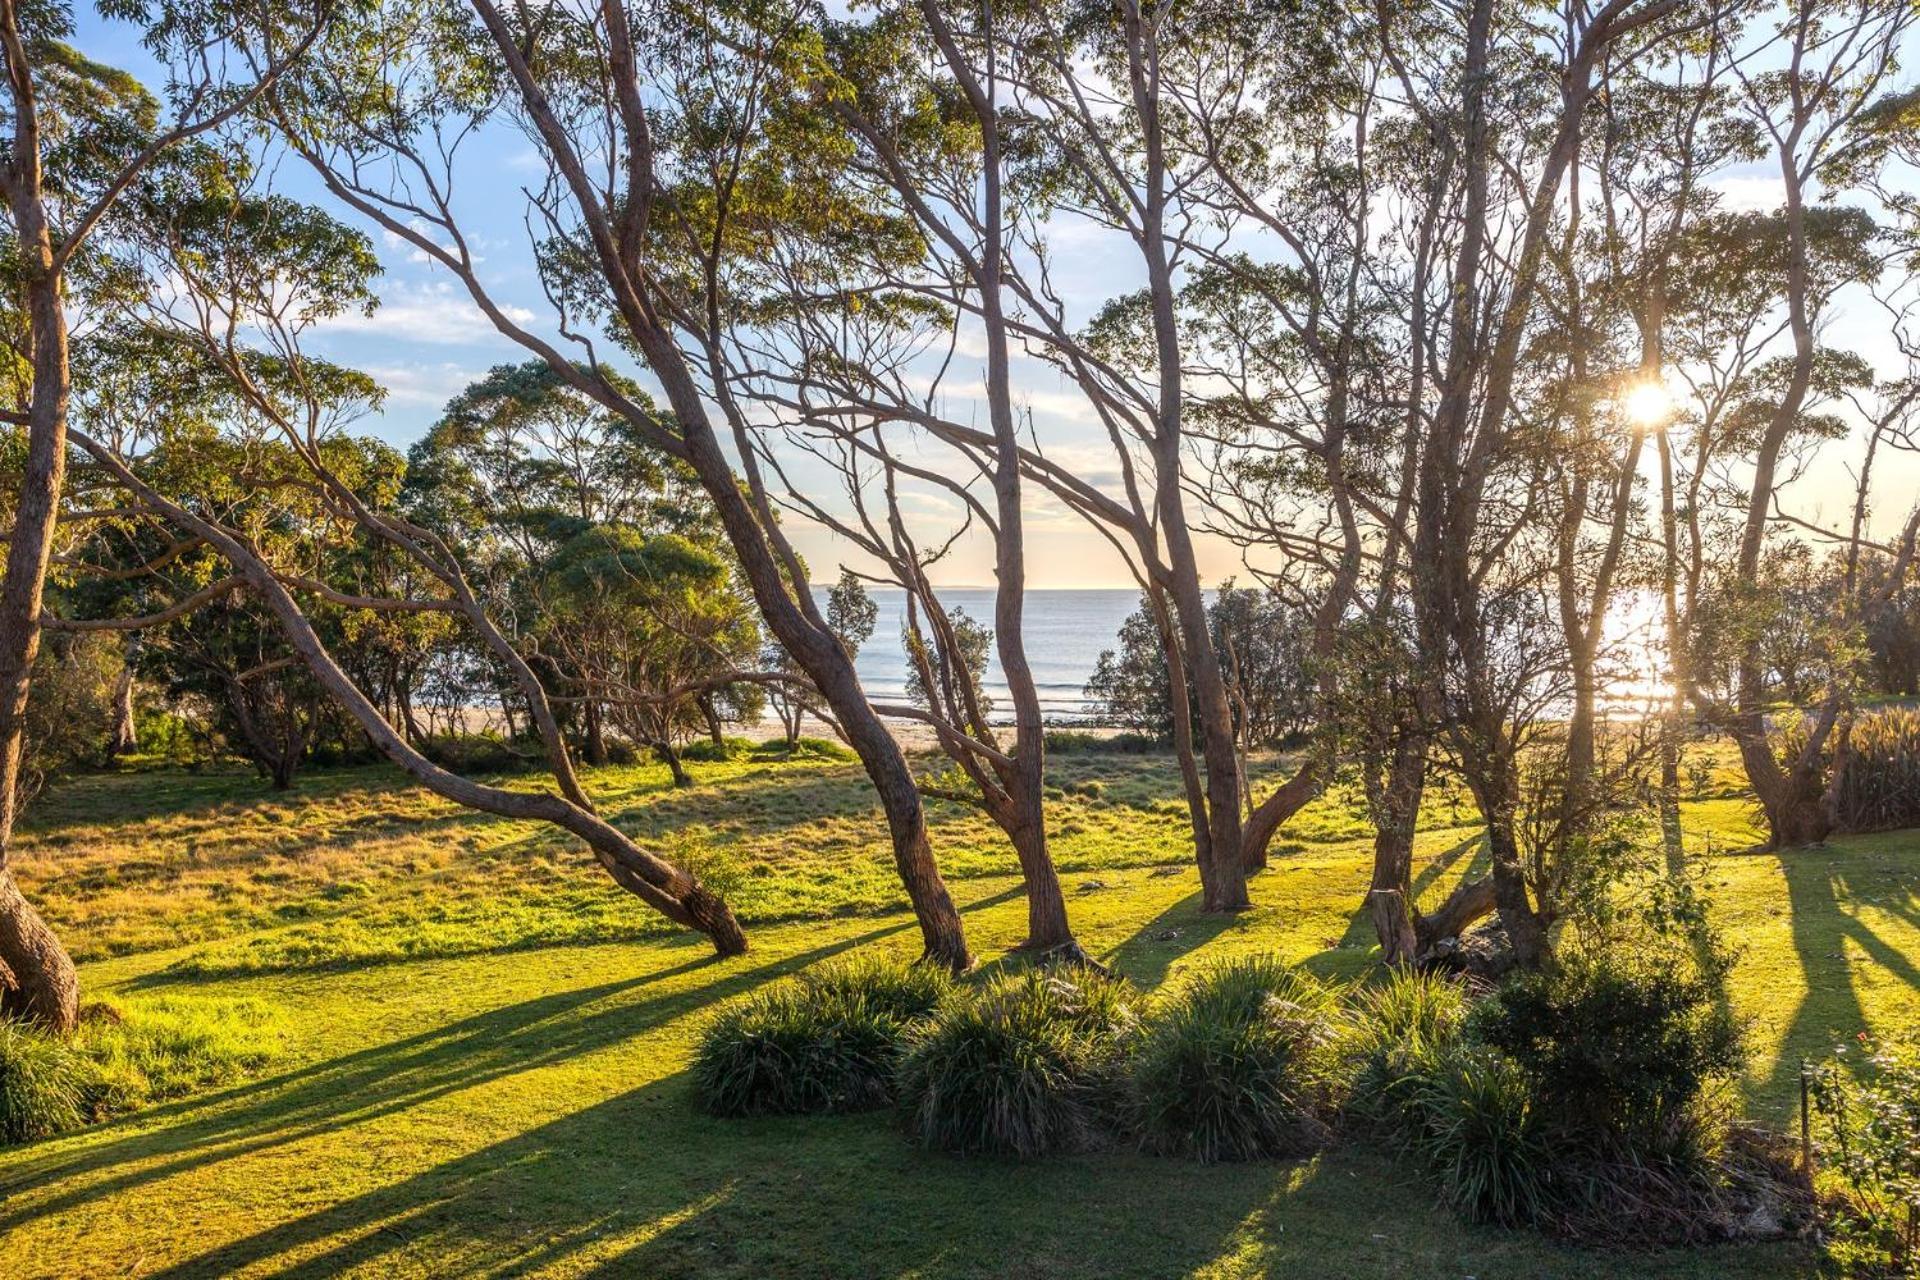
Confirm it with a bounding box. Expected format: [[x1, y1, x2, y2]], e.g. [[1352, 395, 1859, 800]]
[[1401, 1045, 1551, 1227], [0, 996, 285, 1145], [693, 957, 950, 1118], [750, 735, 854, 760], [1825, 708, 1920, 835], [798, 955, 953, 1026], [681, 735, 757, 762], [1042, 730, 1165, 755], [895, 967, 1142, 1158], [1472, 947, 1746, 1160], [1084, 587, 1314, 749], [1806, 1037, 1920, 1275], [0, 1024, 89, 1145], [1128, 957, 1340, 1162], [1341, 971, 1470, 1131]]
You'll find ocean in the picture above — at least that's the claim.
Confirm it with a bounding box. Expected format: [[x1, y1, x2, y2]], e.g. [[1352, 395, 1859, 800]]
[[811, 586, 1144, 723]]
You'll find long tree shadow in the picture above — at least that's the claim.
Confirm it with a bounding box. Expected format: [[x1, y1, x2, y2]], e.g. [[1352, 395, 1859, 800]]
[[1101, 884, 1249, 989], [0, 919, 929, 1232], [128, 1072, 1298, 1280], [1760, 847, 1920, 1115]]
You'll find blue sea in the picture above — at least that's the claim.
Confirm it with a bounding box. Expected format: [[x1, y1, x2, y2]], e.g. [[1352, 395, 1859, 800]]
[[809, 586, 1144, 723]]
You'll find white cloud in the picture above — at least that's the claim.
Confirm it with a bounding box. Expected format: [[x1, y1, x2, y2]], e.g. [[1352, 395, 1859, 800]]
[[1707, 174, 1786, 213], [317, 280, 537, 346], [362, 360, 484, 409]]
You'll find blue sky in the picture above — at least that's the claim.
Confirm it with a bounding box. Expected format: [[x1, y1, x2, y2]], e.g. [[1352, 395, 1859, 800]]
[[67, 6, 1916, 594]]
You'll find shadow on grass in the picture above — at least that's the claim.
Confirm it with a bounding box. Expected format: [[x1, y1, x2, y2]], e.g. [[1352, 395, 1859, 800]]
[[1101, 886, 1247, 989], [1762, 845, 1920, 1111], [0, 924, 915, 1233]]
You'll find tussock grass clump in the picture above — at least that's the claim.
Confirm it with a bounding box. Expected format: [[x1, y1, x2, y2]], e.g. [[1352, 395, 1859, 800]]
[[694, 957, 951, 1118], [1341, 970, 1470, 1131], [798, 955, 952, 1025], [1402, 1045, 1550, 1226], [0, 1023, 89, 1144], [1365, 946, 1759, 1244], [1128, 956, 1341, 1162], [896, 967, 1142, 1158], [1825, 706, 1920, 833]]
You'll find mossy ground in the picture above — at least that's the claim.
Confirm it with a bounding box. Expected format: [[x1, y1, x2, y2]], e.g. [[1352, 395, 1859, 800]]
[[1, 744, 1913, 1277]]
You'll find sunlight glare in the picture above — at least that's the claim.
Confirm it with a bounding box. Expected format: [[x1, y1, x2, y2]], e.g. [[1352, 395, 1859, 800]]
[[1622, 379, 1673, 427]]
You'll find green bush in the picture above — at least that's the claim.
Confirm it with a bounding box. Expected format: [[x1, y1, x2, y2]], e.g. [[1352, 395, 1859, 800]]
[[681, 736, 757, 763], [1470, 948, 1744, 1160], [1823, 707, 1920, 833], [799, 955, 952, 1025], [896, 968, 1142, 1158], [0, 1023, 89, 1144], [1342, 970, 1469, 1132], [750, 736, 853, 761], [1128, 957, 1340, 1162], [1806, 1036, 1920, 1275], [1043, 730, 1163, 755], [693, 957, 949, 1118], [1403, 1045, 1551, 1227]]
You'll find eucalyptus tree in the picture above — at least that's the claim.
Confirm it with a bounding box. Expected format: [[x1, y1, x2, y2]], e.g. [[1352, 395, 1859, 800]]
[[707, 3, 1088, 955], [62, 152, 751, 955], [403, 360, 760, 766], [1668, 0, 1920, 847], [1341, 0, 1696, 967], [266, 0, 972, 968], [0, 0, 326, 1029]]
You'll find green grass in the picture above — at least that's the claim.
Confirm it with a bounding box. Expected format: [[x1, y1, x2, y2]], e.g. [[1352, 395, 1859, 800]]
[[0, 744, 1913, 1276]]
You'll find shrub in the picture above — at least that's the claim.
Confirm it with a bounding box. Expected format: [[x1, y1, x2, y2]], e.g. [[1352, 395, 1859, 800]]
[[1128, 957, 1340, 1162], [896, 967, 1142, 1158], [1826, 707, 1920, 834], [693, 957, 948, 1118], [1342, 970, 1469, 1132], [681, 736, 756, 763], [694, 985, 901, 1117], [1470, 947, 1744, 1160], [1043, 730, 1163, 755], [1403, 1045, 1551, 1227], [1806, 1036, 1920, 1275], [750, 736, 853, 760], [799, 955, 952, 1025], [0, 1024, 90, 1144]]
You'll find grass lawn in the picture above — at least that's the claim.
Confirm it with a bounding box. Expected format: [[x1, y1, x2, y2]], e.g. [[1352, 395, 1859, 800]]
[[1, 746, 1916, 1277]]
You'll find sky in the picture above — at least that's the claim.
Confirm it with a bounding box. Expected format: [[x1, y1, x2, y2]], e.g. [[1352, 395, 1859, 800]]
[[65, 6, 1919, 594]]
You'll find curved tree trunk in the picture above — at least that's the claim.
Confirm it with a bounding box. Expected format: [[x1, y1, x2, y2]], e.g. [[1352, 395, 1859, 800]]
[[71, 431, 752, 959], [0, 871, 76, 1027]]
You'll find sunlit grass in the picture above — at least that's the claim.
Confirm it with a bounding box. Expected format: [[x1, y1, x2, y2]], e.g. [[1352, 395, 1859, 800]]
[[0, 741, 1911, 1276]]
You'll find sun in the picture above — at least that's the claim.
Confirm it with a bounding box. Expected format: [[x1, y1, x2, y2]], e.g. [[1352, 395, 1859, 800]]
[[1622, 379, 1673, 427]]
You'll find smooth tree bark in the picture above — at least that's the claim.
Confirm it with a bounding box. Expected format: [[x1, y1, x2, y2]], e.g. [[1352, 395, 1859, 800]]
[[0, 0, 323, 1027], [273, 0, 973, 967]]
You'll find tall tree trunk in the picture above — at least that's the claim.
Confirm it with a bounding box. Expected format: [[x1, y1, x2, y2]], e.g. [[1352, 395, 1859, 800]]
[[0, 99, 80, 1028], [583, 698, 608, 766], [108, 651, 137, 757], [655, 738, 691, 788]]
